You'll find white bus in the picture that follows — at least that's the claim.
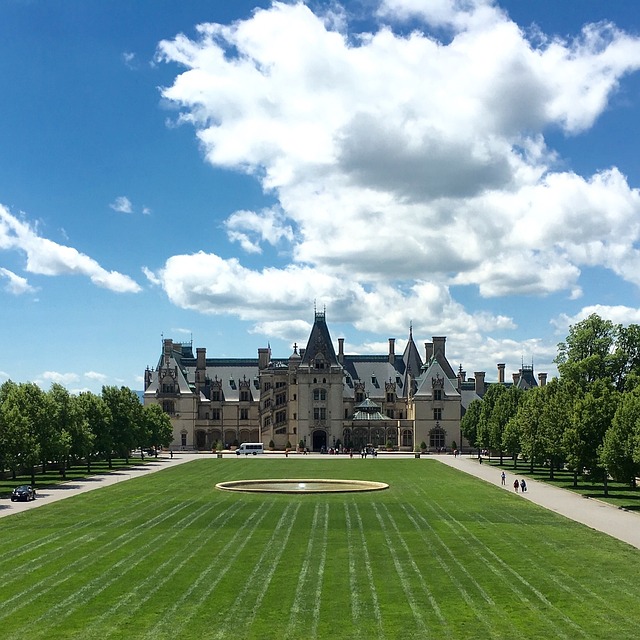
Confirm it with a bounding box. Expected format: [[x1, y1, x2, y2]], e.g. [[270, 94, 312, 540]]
[[236, 443, 264, 456]]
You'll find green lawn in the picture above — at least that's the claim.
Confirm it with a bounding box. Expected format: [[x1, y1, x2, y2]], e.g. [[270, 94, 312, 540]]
[[0, 458, 638, 639]]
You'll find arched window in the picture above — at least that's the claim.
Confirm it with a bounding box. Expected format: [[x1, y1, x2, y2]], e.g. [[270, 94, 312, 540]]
[[401, 430, 413, 447], [313, 388, 327, 401]]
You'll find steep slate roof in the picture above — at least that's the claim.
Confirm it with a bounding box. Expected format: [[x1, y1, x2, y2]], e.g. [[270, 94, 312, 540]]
[[401, 328, 423, 381], [203, 363, 260, 401], [145, 343, 193, 396], [414, 358, 461, 398], [515, 365, 538, 390], [342, 356, 404, 399], [300, 311, 339, 366]]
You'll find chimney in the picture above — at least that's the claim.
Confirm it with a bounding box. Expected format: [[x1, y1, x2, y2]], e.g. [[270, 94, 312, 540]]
[[195, 347, 206, 391], [425, 342, 434, 362], [388, 338, 395, 364], [497, 363, 505, 384], [258, 347, 270, 370], [474, 371, 485, 396], [338, 338, 344, 364], [538, 372, 547, 387], [459, 370, 466, 382], [163, 338, 173, 365], [513, 373, 521, 386], [433, 336, 446, 358]]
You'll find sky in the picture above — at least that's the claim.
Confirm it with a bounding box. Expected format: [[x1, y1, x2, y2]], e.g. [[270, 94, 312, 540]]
[[2, 0, 640, 394]]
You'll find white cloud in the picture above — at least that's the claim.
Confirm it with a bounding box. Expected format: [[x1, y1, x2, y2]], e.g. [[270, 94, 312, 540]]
[[0, 267, 37, 295], [0, 205, 141, 293], [40, 371, 80, 385], [552, 305, 640, 334], [84, 371, 108, 382], [110, 196, 133, 213], [171, 327, 192, 335], [153, 2, 640, 345], [225, 207, 294, 254]]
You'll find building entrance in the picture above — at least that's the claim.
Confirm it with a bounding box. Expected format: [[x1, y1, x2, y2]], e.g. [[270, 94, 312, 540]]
[[312, 430, 327, 452]]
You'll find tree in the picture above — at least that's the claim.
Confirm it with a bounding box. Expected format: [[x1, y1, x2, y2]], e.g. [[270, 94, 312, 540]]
[[502, 417, 521, 469], [613, 323, 640, 391], [556, 314, 617, 387], [514, 387, 544, 474], [460, 400, 482, 450], [600, 388, 640, 488], [490, 386, 523, 464], [47, 383, 78, 478], [563, 380, 618, 487], [102, 386, 143, 464], [537, 379, 572, 480], [142, 404, 173, 454], [77, 391, 110, 471], [0, 382, 42, 484], [477, 384, 507, 455]]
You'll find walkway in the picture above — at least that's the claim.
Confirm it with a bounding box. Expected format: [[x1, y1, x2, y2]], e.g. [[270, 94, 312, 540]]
[[435, 453, 640, 550]]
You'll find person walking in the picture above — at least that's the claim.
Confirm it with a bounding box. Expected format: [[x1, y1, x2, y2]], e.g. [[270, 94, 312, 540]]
[[501, 471, 506, 486], [513, 479, 520, 492], [520, 479, 527, 493]]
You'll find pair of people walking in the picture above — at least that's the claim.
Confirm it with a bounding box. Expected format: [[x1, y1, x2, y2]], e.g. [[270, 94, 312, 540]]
[[512, 478, 527, 493]]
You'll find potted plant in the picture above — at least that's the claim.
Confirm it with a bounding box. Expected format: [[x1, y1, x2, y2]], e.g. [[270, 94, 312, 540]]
[[298, 440, 305, 452], [268, 440, 275, 451], [386, 440, 394, 452], [420, 441, 427, 452]]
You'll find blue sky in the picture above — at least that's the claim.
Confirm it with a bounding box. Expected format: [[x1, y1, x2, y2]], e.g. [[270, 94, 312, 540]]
[[2, 0, 640, 393]]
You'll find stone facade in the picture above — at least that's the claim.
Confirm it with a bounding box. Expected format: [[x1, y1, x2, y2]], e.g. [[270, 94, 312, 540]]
[[144, 311, 510, 452]]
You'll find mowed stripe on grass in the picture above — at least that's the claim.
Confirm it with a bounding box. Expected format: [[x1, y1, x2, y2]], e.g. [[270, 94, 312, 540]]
[[0, 458, 639, 640]]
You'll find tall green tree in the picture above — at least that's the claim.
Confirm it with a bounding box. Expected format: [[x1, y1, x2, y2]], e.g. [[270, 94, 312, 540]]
[[514, 387, 544, 474], [102, 386, 143, 465], [601, 388, 640, 488], [537, 379, 572, 480], [477, 384, 507, 455], [564, 380, 618, 487], [47, 383, 78, 477], [0, 381, 42, 484], [502, 416, 521, 469], [490, 386, 524, 464], [142, 404, 174, 454], [460, 400, 482, 451], [75, 392, 105, 472], [556, 314, 617, 387]]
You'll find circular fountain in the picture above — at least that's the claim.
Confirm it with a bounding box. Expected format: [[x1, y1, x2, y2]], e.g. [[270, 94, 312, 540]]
[[216, 478, 389, 494]]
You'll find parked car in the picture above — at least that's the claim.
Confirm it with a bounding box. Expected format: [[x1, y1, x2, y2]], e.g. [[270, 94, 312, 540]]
[[11, 485, 36, 502]]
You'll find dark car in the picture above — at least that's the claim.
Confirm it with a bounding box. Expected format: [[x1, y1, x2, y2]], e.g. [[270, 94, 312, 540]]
[[10, 485, 36, 502]]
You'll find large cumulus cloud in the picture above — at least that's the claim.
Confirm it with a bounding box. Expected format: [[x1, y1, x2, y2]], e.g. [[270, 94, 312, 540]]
[[148, 0, 640, 374]]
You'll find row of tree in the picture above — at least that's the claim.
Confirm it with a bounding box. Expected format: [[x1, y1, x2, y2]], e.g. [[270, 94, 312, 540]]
[[461, 314, 640, 490], [0, 382, 173, 485]]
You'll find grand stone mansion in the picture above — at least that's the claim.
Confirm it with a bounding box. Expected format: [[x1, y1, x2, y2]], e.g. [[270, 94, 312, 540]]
[[143, 311, 545, 452]]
